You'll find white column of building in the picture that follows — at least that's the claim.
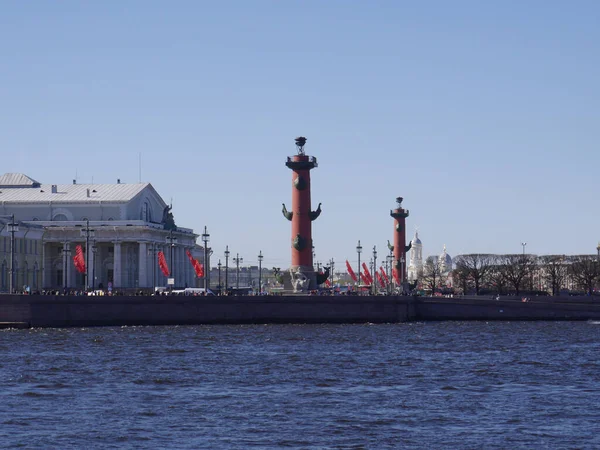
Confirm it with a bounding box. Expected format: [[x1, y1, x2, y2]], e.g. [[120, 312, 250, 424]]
[[62, 243, 69, 287], [183, 247, 192, 287], [163, 244, 168, 286], [182, 246, 189, 287], [114, 242, 122, 288], [180, 246, 186, 287], [42, 242, 49, 288], [178, 245, 183, 287], [138, 241, 147, 288], [176, 245, 182, 287]]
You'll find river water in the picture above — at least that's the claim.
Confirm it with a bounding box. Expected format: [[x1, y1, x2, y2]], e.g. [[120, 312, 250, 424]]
[[1, 322, 599, 449]]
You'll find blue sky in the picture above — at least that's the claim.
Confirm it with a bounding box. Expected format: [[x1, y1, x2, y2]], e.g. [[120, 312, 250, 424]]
[[1, 1, 599, 269]]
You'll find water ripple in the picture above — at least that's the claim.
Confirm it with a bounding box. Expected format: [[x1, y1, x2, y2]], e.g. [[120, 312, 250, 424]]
[[0, 322, 599, 449]]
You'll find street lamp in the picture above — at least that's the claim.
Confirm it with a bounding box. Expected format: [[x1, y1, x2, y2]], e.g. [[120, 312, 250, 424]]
[[356, 240, 362, 294], [596, 242, 600, 262], [91, 242, 97, 290], [80, 219, 95, 291], [201, 226, 210, 291], [60, 242, 70, 291], [372, 246, 377, 295], [386, 254, 393, 295], [400, 255, 405, 294], [166, 230, 178, 288], [329, 258, 335, 288], [224, 246, 230, 293], [521, 242, 527, 257], [258, 250, 264, 294], [233, 253, 243, 289], [148, 243, 157, 292], [217, 260, 222, 294], [8, 214, 18, 294]]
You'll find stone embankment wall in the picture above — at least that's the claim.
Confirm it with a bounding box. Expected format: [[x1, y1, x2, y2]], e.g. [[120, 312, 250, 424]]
[[417, 296, 600, 321], [0, 294, 416, 328], [1, 295, 600, 328]]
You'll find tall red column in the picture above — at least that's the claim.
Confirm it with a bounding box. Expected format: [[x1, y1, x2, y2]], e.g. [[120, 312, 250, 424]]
[[390, 197, 410, 292], [282, 137, 321, 291]]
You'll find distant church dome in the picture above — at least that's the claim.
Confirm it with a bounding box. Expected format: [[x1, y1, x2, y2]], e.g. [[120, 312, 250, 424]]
[[439, 245, 452, 271], [412, 231, 422, 246]]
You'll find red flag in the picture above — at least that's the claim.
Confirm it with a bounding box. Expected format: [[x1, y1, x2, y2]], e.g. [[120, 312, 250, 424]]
[[158, 251, 170, 277], [380, 266, 389, 285], [361, 262, 372, 282], [325, 279, 331, 288], [392, 267, 400, 285], [193, 260, 204, 278], [186, 249, 204, 278], [346, 260, 358, 282], [376, 271, 385, 288], [73, 245, 86, 274]]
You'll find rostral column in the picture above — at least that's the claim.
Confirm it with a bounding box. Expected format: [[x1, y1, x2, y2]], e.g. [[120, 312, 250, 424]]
[[389, 197, 411, 292], [282, 137, 322, 291]]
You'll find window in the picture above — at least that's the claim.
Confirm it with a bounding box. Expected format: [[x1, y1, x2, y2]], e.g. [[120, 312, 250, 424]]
[[53, 214, 68, 221]]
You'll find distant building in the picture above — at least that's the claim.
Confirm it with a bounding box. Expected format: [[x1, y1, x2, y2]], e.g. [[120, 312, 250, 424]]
[[407, 230, 423, 282], [0, 173, 203, 291], [0, 216, 45, 291]]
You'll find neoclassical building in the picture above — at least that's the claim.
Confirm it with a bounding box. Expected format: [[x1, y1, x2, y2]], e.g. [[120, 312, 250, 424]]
[[0, 173, 203, 291], [407, 230, 423, 282]]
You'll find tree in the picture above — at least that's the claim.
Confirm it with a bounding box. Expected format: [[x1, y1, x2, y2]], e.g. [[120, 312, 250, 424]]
[[499, 254, 536, 295], [422, 256, 446, 294], [569, 256, 600, 295], [453, 254, 493, 295], [488, 256, 508, 294], [452, 266, 470, 295], [539, 255, 567, 296]]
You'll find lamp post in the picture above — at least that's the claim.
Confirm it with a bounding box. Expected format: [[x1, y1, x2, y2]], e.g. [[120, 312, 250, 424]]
[[147, 243, 159, 293], [596, 242, 600, 262], [201, 226, 210, 291], [233, 253, 243, 289], [372, 246, 378, 295], [400, 255, 405, 294], [356, 240, 362, 294], [258, 251, 263, 294], [8, 214, 18, 294], [521, 242, 527, 257], [217, 260, 222, 294], [386, 254, 393, 295], [91, 241, 97, 290], [329, 258, 335, 288], [149, 243, 157, 291], [224, 246, 230, 293], [166, 230, 177, 289], [61, 242, 70, 291], [80, 219, 95, 291]]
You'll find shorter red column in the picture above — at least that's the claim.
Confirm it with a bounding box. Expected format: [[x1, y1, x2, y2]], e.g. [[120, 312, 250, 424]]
[[390, 197, 410, 292]]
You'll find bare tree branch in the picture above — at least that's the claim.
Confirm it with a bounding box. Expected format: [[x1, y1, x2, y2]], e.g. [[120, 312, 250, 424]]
[[454, 254, 494, 295]]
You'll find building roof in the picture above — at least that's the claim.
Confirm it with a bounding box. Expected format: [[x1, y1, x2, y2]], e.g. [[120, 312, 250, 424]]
[[0, 174, 153, 204], [0, 173, 41, 188]]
